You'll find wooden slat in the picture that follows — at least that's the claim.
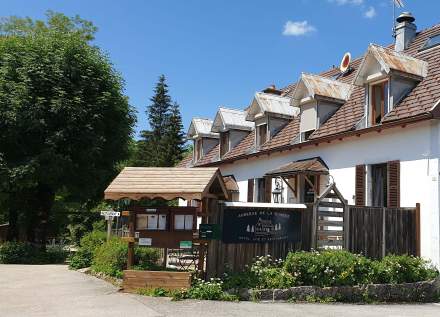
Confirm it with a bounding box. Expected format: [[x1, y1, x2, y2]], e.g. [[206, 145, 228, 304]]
[[122, 270, 191, 293], [317, 240, 343, 247], [318, 201, 345, 208], [317, 230, 343, 236], [318, 220, 344, 227], [318, 210, 344, 218], [355, 165, 366, 206]]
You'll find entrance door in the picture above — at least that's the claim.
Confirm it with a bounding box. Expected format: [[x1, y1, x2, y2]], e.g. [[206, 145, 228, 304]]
[[300, 175, 316, 203]]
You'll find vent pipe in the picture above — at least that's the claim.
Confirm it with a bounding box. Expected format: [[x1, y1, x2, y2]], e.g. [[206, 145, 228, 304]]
[[395, 12, 416, 52]]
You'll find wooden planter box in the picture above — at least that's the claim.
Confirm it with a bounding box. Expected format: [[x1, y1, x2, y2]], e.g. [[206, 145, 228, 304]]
[[122, 270, 191, 293]]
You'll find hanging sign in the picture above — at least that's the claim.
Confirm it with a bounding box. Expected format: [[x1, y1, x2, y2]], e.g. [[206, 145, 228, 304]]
[[100, 210, 120, 217], [222, 207, 301, 244]]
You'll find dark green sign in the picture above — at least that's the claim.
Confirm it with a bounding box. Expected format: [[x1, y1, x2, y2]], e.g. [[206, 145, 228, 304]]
[[199, 224, 221, 240], [222, 207, 301, 244]]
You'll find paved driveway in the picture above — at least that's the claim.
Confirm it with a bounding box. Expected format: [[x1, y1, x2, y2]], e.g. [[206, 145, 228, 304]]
[[1, 264, 439, 317]]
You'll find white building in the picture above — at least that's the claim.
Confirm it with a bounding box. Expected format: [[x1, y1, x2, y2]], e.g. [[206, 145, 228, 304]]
[[179, 14, 440, 266]]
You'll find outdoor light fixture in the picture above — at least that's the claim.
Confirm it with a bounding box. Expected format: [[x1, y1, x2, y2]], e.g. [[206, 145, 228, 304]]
[[272, 177, 284, 203]]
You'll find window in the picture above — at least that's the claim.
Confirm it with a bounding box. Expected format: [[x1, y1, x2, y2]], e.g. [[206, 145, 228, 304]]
[[421, 34, 440, 51], [136, 214, 167, 230], [255, 178, 266, 202], [371, 164, 388, 207], [220, 132, 230, 157], [195, 139, 203, 161], [300, 175, 316, 203], [370, 81, 389, 125], [257, 124, 267, 147], [174, 214, 194, 230]]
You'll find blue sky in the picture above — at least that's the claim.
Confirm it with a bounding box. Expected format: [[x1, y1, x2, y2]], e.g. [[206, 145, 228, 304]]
[[1, 0, 439, 137]]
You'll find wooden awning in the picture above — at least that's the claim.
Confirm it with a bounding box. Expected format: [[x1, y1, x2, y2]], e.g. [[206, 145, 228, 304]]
[[265, 157, 329, 177], [223, 176, 239, 193], [104, 167, 229, 201]]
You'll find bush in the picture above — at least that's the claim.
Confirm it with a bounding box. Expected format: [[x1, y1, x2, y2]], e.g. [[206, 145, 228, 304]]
[[68, 230, 106, 269], [0, 241, 40, 264], [0, 241, 68, 264], [284, 250, 374, 287], [91, 237, 127, 278], [91, 237, 161, 278], [185, 278, 238, 301], [372, 255, 439, 284]]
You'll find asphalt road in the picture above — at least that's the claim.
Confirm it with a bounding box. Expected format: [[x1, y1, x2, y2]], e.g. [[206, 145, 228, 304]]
[[1, 264, 440, 317]]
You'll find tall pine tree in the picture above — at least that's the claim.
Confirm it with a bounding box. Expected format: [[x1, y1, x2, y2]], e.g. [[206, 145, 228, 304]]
[[134, 75, 185, 167]]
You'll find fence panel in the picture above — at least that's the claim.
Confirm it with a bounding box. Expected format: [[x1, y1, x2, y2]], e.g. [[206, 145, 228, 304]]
[[348, 205, 419, 259], [206, 204, 313, 277]]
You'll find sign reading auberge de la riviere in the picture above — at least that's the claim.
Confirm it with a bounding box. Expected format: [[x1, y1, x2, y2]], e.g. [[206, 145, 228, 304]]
[[222, 207, 301, 243]]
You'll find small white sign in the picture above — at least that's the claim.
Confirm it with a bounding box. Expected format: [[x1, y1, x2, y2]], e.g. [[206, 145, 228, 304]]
[[135, 232, 140, 238], [101, 210, 120, 217], [138, 238, 152, 246]]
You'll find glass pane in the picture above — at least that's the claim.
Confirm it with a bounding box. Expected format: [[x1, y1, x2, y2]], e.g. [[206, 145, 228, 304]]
[[184, 215, 193, 230], [136, 214, 148, 230], [158, 215, 167, 230], [424, 34, 440, 49], [174, 215, 185, 230], [373, 85, 382, 124], [147, 215, 158, 230]]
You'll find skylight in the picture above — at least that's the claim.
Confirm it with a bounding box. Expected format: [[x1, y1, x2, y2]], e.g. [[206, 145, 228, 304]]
[[421, 34, 440, 50]]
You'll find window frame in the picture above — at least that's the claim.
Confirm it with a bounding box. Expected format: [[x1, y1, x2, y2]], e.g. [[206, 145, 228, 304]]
[[256, 123, 268, 147], [173, 214, 194, 231], [220, 131, 230, 157], [369, 79, 390, 126], [136, 213, 168, 231]]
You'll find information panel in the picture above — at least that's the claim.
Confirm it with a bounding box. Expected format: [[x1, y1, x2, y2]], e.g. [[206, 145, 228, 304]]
[[222, 207, 301, 244]]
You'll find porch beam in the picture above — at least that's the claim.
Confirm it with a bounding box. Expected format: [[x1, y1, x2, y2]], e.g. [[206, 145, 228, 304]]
[[281, 176, 297, 197]]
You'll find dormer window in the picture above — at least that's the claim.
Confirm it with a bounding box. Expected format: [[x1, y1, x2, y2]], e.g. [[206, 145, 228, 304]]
[[256, 123, 268, 147], [187, 118, 219, 163], [220, 131, 230, 157], [370, 80, 389, 125], [212, 107, 254, 158], [292, 73, 350, 142], [246, 92, 297, 149]]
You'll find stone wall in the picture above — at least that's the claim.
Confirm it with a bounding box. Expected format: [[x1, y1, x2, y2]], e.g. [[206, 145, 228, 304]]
[[238, 277, 440, 302]]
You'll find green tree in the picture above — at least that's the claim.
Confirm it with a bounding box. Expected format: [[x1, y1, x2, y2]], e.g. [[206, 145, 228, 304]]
[[0, 12, 135, 245], [135, 75, 184, 167]]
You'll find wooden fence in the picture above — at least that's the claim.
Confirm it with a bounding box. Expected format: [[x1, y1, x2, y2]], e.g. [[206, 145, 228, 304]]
[[346, 204, 420, 258], [206, 203, 313, 277]]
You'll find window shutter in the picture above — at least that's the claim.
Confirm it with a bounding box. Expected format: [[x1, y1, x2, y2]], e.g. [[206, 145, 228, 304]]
[[247, 179, 254, 202], [264, 177, 272, 203], [355, 165, 366, 206], [387, 160, 400, 208]]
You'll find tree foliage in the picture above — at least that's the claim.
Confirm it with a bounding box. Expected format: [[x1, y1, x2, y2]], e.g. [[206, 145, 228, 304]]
[[134, 75, 185, 167], [0, 12, 135, 243]]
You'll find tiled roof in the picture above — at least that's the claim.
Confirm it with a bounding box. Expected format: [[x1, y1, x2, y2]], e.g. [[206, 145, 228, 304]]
[[176, 154, 193, 168], [266, 157, 329, 176], [192, 24, 440, 166]]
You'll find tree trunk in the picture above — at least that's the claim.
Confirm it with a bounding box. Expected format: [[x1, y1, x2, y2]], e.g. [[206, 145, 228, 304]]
[[34, 184, 55, 250]]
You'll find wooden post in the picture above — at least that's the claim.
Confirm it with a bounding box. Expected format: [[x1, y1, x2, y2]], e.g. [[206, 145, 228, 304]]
[[311, 202, 318, 249], [415, 203, 421, 257], [163, 248, 168, 268], [127, 211, 135, 269], [343, 201, 350, 250], [382, 207, 386, 258]]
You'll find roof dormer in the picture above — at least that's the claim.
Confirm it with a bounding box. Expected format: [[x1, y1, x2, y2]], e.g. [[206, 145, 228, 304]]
[[292, 73, 351, 141], [246, 92, 298, 148], [211, 107, 254, 157], [187, 118, 219, 163], [354, 44, 428, 127]]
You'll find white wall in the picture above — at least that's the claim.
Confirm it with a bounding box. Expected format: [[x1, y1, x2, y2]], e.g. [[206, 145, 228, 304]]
[[219, 120, 440, 266]]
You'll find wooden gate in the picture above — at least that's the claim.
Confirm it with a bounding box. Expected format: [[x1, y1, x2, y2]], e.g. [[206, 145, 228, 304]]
[[312, 183, 349, 249]]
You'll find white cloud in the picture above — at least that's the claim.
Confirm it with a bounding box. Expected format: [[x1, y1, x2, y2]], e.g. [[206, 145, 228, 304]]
[[328, 0, 363, 5], [364, 6, 376, 18], [283, 20, 316, 36]]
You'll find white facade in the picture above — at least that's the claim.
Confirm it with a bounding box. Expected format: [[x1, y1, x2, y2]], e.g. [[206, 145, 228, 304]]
[[217, 120, 440, 267]]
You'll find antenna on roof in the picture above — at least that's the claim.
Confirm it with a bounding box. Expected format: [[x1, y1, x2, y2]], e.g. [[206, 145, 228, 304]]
[[392, 0, 405, 39]]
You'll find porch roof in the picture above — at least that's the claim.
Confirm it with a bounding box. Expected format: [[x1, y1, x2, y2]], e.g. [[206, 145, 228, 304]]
[[265, 157, 329, 177], [104, 167, 229, 201], [223, 175, 239, 193]]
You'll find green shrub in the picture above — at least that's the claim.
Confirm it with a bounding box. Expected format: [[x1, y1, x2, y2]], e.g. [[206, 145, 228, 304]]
[[284, 250, 374, 287], [91, 237, 127, 278], [0, 241, 68, 264], [372, 255, 439, 284], [68, 230, 106, 269], [136, 287, 169, 297], [90, 237, 162, 278], [0, 241, 40, 264]]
